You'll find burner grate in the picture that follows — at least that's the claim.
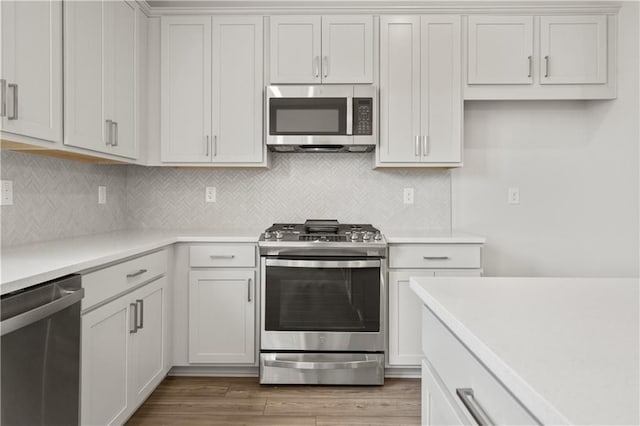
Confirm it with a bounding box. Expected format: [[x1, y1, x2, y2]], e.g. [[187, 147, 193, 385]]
[[298, 235, 347, 242]]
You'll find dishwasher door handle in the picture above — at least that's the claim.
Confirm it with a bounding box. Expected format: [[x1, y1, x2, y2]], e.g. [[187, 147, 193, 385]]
[[0, 287, 84, 336]]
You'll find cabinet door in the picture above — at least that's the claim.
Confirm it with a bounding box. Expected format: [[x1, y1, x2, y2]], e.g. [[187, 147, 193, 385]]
[[321, 15, 373, 84], [81, 296, 132, 426], [389, 270, 434, 366], [421, 359, 469, 425], [129, 277, 166, 407], [420, 16, 462, 164], [0, 0, 62, 142], [161, 16, 212, 162], [189, 270, 255, 364], [379, 16, 421, 163], [467, 16, 533, 85], [64, 0, 107, 152], [269, 16, 321, 84], [212, 16, 263, 164], [108, 0, 137, 159], [540, 15, 607, 85]]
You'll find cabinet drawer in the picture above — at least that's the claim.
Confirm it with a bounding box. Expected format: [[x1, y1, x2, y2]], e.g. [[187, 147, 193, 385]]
[[422, 306, 540, 425], [389, 244, 481, 269], [190, 245, 256, 268], [82, 250, 168, 310]]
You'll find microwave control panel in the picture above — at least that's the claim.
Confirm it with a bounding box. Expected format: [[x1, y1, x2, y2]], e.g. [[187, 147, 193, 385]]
[[353, 98, 373, 135]]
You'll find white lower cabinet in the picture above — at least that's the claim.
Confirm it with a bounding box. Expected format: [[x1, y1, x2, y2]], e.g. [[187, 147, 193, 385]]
[[388, 243, 483, 367], [189, 270, 255, 364], [81, 251, 169, 425], [421, 359, 468, 425]]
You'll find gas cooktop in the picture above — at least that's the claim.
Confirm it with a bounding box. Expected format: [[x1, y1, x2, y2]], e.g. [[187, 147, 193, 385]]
[[258, 220, 387, 257]]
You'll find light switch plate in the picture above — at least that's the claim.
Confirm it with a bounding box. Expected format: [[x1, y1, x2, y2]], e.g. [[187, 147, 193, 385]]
[[403, 188, 414, 204], [205, 186, 216, 203], [1, 180, 13, 206], [98, 186, 107, 204], [508, 187, 520, 205]]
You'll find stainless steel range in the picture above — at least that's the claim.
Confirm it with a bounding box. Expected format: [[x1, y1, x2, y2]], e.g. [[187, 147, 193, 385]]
[[258, 220, 387, 385]]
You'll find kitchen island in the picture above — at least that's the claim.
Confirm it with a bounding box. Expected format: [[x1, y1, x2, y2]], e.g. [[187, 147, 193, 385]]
[[410, 276, 639, 425]]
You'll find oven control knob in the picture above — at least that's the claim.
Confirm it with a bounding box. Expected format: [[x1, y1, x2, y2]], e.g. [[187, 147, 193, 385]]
[[264, 231, 273, 239], [350, 232, 359, 241], [374, 232, 383, 241], [275, 230, 284, 239], [363, 232, 372, 241]]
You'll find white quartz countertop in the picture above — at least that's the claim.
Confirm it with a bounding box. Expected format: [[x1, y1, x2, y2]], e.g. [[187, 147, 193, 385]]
[[1, 228, 261, 295], [410, 276, 639, 426], [384, 230, 485, 244]]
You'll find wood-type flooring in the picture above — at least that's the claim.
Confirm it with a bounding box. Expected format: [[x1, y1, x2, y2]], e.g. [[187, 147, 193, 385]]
[[126, 376, 421, 426]]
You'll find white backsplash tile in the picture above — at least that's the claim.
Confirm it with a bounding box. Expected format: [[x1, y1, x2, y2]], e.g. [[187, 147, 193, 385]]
[[1, 151, 128, 246], [1, 151, 451, 246], [126, 153, 451, 232]]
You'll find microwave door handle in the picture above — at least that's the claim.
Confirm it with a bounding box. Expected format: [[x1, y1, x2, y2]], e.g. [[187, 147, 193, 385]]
[[346, 96, 353, 136]]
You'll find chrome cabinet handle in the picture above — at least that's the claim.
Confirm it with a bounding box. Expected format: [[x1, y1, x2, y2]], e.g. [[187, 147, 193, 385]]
[[112, 121, 118, 146], [456, 388, 495, 426], [323, 56, 328, 78], [247, 278, 252, 302], [415, 136, 420, 157], [105, 119, 113, 146], [129, 303, 138, 333], [423, 256, 450, 260], [422, 135, 429, 157], [527, 55, 532, 78], [136, 299, 144, 330], [210, 254, 235, 259], [205, 135, 210, 156], [544, 55, 550, 78], [0, 79, 6, 117], [126, 269, 147, 278], [314, 56, 320, 78], [213, 135, 217, 157], [7, 83, 17, 120]]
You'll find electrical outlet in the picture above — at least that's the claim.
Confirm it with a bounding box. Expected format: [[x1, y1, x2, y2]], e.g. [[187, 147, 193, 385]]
[[508, 187, 520, 205], [1, 180, 13, 206], [403, 188, 414, 204], [98, 186, 107, 204], [205, 186, 216, 203]]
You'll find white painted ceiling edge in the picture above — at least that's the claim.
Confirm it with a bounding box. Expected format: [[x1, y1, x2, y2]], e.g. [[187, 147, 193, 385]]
[[139, 0, 622, 15]]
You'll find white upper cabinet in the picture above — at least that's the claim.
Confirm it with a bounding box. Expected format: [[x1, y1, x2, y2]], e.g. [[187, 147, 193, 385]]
[[464, 14, 616, 99], [64, 0, 138, 159], [0, 0, 62, 143], [212, 16, 264, 163], [161, 16, 212, 163], [539, 15, 607, 85], [378, 15, 462, 167], [161, 15, 264, 165], [467, 16, 534, 85], [269, 15, 373, 84]]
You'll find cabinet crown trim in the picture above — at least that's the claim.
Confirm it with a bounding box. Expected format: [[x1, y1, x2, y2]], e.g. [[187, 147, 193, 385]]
[[143, 1, 620, 16]]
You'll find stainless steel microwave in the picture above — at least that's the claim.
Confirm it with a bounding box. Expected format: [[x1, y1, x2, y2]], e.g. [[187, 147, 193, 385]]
[[266, 85, 377, 153]]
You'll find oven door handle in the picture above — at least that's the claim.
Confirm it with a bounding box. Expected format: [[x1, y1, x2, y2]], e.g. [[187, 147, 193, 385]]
[[265, 259, 380, 269], [263, 358, 381, 370]]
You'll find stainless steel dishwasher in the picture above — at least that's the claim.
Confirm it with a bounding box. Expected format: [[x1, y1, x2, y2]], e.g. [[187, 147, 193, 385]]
[[1, 274, 84, 426]]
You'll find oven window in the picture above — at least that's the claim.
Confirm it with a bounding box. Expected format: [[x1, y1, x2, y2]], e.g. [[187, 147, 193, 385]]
[[269, 98, 347, 135], [265, 265, 380, 332]]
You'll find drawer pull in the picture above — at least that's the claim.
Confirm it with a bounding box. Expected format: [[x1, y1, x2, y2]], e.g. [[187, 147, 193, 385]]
[[126, 269, 148, 278], [456, 388, 495, 426], [423, 256, 450, 261], [209, 255, 235, 259]]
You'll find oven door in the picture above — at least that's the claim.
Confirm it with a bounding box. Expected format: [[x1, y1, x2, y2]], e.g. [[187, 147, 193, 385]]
[[261, 258, 385, 352]]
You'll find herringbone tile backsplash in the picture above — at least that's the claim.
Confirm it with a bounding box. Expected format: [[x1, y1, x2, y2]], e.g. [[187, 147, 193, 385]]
[[1, 151, 451, 246], [1, 151, 128, 246]]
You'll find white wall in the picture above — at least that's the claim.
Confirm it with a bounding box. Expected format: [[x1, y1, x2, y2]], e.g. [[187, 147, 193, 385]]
[[453, 2, 639, 277]]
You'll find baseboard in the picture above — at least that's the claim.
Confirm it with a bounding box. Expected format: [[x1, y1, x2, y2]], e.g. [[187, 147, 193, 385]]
[[384, 367, 421, 378]]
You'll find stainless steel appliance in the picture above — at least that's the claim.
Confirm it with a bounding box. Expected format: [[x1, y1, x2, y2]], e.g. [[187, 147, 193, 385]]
[[1, 275, 84, 426], [259, 220, 386, 385], [266, 85, 377, 152]]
